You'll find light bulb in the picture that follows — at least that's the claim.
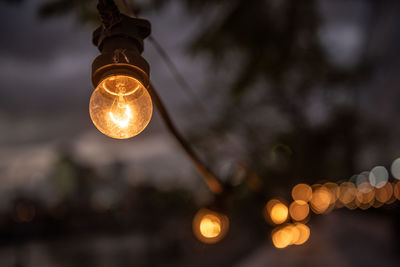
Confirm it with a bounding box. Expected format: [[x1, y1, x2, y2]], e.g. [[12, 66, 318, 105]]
[[199, 214, 222, 238], [192, 209, 229, 244], [89, 75, 152, 139]]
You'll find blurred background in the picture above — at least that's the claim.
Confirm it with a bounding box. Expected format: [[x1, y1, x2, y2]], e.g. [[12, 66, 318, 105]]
[[1, 0, 400, 266]]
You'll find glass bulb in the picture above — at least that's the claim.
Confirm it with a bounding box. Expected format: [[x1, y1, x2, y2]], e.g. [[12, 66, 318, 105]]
[[89, 75, 152, 139]]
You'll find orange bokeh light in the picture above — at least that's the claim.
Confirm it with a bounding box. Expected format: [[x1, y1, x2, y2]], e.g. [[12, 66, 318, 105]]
[[193, 209, 229, 244], [200, 215, 221, 238], [393, 181, 400, 201], [289, 200, 309, 221], [291, 184, 312, 202], [293, 223, 310, 245], [272, 223, 310, 248], [375, 182, 393, 204], [272, 226, 293, 249], [310, 186, 332, 214], [267, 200, 289, 225], [338, 182, 356, 205], [356, 182, 375, 204]]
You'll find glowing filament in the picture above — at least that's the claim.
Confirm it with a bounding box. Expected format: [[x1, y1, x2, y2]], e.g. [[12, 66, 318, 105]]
[[89, 75, 152, 139], [109, 104, 132, 128]]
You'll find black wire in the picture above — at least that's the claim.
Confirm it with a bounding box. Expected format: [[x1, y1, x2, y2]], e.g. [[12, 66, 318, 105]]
[[97, 0, 121, 30], [147, 36, 211, 117], [148, 83, 224, 195], [101, 0, 230, 195]]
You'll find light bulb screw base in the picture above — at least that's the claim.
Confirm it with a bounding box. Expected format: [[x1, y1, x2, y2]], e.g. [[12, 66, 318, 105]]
[[91, 14, 151, 88]]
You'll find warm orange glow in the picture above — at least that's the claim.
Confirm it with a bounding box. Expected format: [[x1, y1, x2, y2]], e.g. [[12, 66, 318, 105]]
[[338, 182, 356, 205], [272, 223, 310, 248], [372, 199, 384, 208], [193, 209, 229, 244], [345, 200, 358, 210], [89, 75, 152, 139], [293, 223, 310, 245], [272, 226, 293, 249], [355, 197, 374, 210], [310, 186, 332, 214], [286, 224, 300, 244], [356, 182, 375, 204], [323, 182, 339, 213], [324, 182, 339, 204], [394, 181, 400, 200], [109, 104, 132, 128], [289, 200, 309, 221], [375, 182, 393, 203], [199, 215, 221, 238], [386, 194, 397, 205], [269, 201, 289, 224], [291, 184, 312, 202]]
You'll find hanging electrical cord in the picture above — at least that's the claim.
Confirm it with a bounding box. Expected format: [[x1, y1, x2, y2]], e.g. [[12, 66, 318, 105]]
[[119, 0, 253, 155], [97, 0, 122, 30], [148, 83, 223, 194], [147, 35, 211, 116], [120, 0, 209, 115], [115, 0, 269, 197], [117, 0, 265, 192], [95, 0, 224, 195]]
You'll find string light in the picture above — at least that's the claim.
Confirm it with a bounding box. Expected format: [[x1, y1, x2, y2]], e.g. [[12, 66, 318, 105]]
[[271, 223, 310, 248], [267, 159, 400, 249], [310, 185, 331, 214], [265, 199, 289, 225], [192, 209, 229, 244], [289, 200, 309, 221], [90, 75, 152, 138], [291, 183, 312, 202], [90, 1, 152, 139], [90, 1, 400, 250]]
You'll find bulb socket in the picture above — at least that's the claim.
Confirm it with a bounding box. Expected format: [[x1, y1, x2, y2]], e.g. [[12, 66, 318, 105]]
[[91, 15, 151, 88]]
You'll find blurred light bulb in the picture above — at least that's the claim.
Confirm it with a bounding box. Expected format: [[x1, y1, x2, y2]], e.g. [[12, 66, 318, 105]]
[[272, 223, 310, 249], [310, 185, 332, 214], [289, 200, 309, 221], [291, 183, 312, 202], [193, 209, 229, 244], [89, 75, 152, 139], [272, 226, 293, 249], [200, 214, 222, 238], [270, 202, 289, 224]]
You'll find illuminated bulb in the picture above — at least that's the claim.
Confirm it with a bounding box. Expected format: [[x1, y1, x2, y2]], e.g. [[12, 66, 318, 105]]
[[310, 186, 331, 214], [338, 182, 356, 205], [289, 200, 309, 221], [272, 227, 293, 249], [89, 75, 152, 139], [192, 209, 229, 244], [293, 223, 310, 245], [199, 215, 221, 238], [270, 202, 289, 224], [291, 183, 312, 202], [272, 223, 310, 248]]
